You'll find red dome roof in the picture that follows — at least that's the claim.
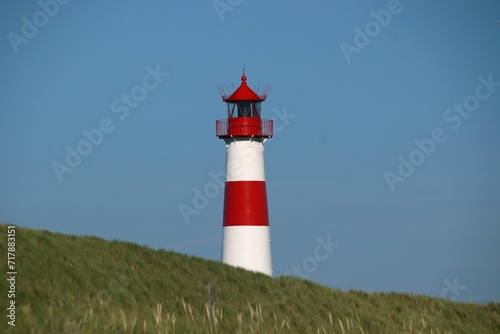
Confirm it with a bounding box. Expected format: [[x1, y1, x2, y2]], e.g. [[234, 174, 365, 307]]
[[224, 75, 266, 102]]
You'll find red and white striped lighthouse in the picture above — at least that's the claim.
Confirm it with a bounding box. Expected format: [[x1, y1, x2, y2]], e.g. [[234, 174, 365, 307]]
[[216, 72, 273, 276]]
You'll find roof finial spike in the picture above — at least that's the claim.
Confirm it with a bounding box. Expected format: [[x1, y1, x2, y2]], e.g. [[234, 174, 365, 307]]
[[241, 66, 247, 83]]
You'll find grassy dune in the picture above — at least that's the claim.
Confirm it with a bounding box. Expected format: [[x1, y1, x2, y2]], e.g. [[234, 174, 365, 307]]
[[0, 224, 499, 333]]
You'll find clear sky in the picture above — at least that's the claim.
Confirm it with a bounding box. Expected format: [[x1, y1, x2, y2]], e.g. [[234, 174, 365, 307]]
[[1, 0, 499, 303]]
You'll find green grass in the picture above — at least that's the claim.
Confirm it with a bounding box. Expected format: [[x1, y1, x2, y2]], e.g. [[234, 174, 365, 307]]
[[0, 224, 499, 333]]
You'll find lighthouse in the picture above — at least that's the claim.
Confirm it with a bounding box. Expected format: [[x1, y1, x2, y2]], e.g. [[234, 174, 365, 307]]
[[216, 72, 273, 276]]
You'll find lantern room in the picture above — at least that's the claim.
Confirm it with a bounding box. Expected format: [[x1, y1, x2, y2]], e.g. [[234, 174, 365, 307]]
[[216, 73, 273, 138]]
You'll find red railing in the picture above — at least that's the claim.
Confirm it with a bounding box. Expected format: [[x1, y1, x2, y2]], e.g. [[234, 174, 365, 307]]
[[216, 118, 273, 138]]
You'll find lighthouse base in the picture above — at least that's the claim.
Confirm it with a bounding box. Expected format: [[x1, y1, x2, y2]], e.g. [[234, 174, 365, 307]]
[[222, 226, 272, 276]]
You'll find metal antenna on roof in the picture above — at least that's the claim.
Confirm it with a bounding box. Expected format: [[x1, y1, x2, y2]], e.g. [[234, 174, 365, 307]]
[[262, 84, 272, 98], [217, 84, 227, 99]]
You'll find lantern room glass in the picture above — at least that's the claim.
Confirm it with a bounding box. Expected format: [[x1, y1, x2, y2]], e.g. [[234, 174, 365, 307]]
[[226, 102, 261, 118]]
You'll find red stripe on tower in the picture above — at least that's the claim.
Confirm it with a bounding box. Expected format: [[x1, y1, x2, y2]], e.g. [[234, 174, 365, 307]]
[[223, 181, 269, 227]]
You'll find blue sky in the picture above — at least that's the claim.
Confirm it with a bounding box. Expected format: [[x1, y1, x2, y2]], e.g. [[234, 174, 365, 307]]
[[1, 0, 499, 303]]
